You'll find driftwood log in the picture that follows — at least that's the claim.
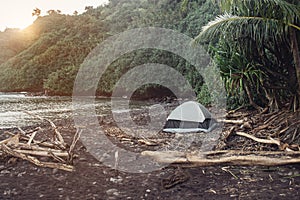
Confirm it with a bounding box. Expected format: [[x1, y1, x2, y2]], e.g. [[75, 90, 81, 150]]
[[1, 144, 73, 171], [0, 112, 79, 172], [142, 150, 300, 166]]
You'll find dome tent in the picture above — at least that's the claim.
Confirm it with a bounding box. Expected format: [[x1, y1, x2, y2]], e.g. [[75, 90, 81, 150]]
[[163, 101, 216, 133]]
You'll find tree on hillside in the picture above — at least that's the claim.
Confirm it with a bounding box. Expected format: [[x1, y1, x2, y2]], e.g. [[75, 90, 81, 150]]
[[195, 0, 300, 111], [47, 10, 62, 15], [85, 6, 93, 11], [32, 8, 41, 17]]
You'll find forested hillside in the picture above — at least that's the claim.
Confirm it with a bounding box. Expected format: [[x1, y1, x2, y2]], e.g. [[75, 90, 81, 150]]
[[0, 0, 218, 96], [0, 28, 36, 64], [0, 9, 107, 94]]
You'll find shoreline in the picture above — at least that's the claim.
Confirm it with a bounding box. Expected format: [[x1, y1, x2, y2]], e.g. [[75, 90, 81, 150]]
[[1, 109, 300, 199]]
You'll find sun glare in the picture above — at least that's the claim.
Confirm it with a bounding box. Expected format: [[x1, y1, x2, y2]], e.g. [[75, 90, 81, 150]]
[[0, 0, 108, 32], [13, 18, 35, 30], [0, 5, 35, 31]]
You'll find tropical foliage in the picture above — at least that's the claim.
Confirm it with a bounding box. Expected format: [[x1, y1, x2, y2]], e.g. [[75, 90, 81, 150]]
[[195, 0, 300, 110]]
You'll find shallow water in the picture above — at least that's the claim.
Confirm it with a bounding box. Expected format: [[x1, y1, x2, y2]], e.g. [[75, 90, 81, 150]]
[[0, 92, 154, 129], [0, 92, 113, 129]]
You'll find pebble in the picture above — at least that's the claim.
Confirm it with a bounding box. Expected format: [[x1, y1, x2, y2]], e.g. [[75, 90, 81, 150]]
[[17, 172, 26, 177], [110, 176, 123, 184], [0, 170, 10, 174], [52, 168, 58, 174], [287, 171, 293, 176], [106, 188, 119, 196], [280, 179, 288, 183]]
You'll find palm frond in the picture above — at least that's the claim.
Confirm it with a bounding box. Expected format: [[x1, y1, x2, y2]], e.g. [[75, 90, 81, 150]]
[[195, 13, 300, 44], [181, 0, 189, 13], [219, 0, 300, 24]]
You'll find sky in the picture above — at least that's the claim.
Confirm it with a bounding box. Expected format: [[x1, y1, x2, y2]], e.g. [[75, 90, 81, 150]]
[[0, 0, 109, 31]]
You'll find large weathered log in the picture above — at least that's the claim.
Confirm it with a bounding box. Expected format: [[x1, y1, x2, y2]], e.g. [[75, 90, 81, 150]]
[[141, 150, 300, 166]]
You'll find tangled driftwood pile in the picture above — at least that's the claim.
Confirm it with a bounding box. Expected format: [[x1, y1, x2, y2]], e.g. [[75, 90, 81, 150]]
[[142, 109, 300, 166], [0, 112, 80, 172], [220, 109, 300, 151]]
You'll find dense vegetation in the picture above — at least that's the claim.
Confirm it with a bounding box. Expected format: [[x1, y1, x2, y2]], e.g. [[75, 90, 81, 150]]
[[195, 0, 300, 110], [0, 11, 107, 95], [0, 0, 218, 98], [0, 28, 36, 64], [0, 0, 299, 111]]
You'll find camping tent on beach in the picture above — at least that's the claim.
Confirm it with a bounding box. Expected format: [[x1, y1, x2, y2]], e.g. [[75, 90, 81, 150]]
[[163, 101, 216, 133]]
